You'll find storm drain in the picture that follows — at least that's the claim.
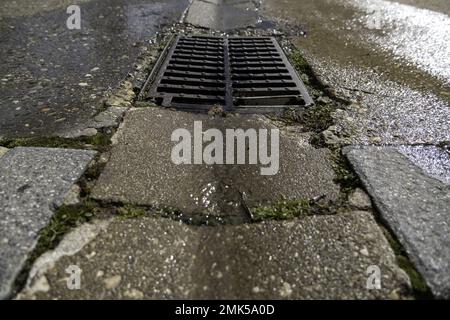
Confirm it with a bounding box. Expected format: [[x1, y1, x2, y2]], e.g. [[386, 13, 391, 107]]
[[143, 35, 313, 112]]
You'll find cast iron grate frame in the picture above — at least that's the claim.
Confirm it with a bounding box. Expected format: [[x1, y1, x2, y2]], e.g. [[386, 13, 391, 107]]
[[142, 35, 313, 113]]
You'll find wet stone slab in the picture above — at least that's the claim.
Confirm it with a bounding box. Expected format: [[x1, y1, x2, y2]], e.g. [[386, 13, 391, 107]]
[[0, 0, 190, 138], [0, 147, 96, 299], [18, 212, 410, 299], [185, 0, 259, 31], [344, 146, 450, 298], [92, 108, 340, 222]]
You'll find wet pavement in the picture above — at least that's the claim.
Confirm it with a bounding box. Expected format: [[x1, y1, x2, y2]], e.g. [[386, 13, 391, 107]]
[[17, 213, 410, 300], [92, 108, 340, 224], [1, 0, 449, 300], [0, 0, 189, 138], [262, 0, 450, 146], [185, 0, 259, 31]]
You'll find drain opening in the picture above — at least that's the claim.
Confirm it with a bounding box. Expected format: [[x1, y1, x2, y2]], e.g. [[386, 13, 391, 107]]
[[143, 35, 313, 113]]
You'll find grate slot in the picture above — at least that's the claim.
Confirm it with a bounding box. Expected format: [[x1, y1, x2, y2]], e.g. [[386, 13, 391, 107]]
[[166, 64, 224, 73], [170, 58, 224, 67], [172, 53, 223, 62], [233, 88, 301, 97], [232, 74, 293, 80], [163, 70, 224, 80], [231, 67, 290, 74], [160, 77, 225, 87], [157, 84, 225, 96], [233, 80, 298, 88]]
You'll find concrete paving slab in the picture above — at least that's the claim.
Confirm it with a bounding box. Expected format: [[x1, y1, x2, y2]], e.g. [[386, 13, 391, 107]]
[[0, 147, 96, 299], [0, 0, 190, 138], [185, 0, 258, 31], [92, 108, 339, 221], [17, 212, 410, 299], [344, 146, 450, 298]]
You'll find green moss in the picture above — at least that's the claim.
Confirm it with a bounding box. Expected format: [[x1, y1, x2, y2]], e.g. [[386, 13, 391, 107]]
[[134, 101, 158, 108], [331, 150, 361, 195], [0, 137, 84, 149], [381, 227, 432, 299], [250, 199, 312, 221], [86, 132, 111, 147], [290, 50, 313, 76], [117, 205, 148, 219], [301, 104, 334, 133], [0, 132, 112, 151], [32, 202, 97, 258]]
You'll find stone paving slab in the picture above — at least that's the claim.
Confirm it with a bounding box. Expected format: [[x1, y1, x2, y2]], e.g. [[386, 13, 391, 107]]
[[0, 147, 96, 299], [185, 0, 258, 31], [92, 108, 340, 220], [17, 212, 410, 299], [344, 146, 450, 298]]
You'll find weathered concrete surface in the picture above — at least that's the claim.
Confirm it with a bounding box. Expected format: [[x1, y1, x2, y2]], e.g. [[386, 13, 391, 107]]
[[344, 146, 450, 298], [185, 0, 259, 31], [0, 147, 96, 299], [17, 219, 111, 300], [0, 0, 190, 138], [263, 0, 450, 146], [17, 212, 410, 299], [92, 108, 340, 221]]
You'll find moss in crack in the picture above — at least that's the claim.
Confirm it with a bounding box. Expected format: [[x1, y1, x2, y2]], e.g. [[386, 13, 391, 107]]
[[301, 104, 334, 134], [281, 50, 340, 135], [78, 158, 108, 197], [290, 49, 319, 86], [330, 150, 361, 196], [116, 204, 149, 220], [12, 201, 99, 296], [134, 101, 159, 108], [251, 199, 311, 221], [32, 202, 98, 257], [380, 226, 433, 299], [0, 132, 113, 152], [250, 198, 337, 222]]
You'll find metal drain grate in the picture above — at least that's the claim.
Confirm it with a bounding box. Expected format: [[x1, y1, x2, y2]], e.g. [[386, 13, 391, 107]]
[[143, 35, 313, 112]]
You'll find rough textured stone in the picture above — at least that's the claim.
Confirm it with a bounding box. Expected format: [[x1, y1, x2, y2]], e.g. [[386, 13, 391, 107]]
[[91, 106, 128, 129], [63, 184, 81, 206], [60, 107, 127, 138], [344, 146, 450, 298], [92, 108, 340, 221], [0, 147, 96, 299], [348, 188, 372, 210], [17, 212, 410, 299]]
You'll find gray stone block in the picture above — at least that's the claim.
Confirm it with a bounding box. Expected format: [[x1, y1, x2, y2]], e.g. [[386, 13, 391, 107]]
[[0, 147, 96, 299], [344, 146, 450, 298]]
